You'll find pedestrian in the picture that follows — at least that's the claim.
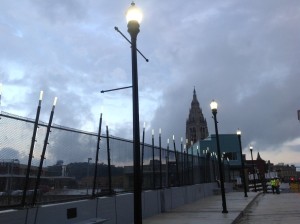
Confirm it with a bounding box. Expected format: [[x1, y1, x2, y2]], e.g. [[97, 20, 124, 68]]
[[275, 178, 280, 194], [271, 178, 275, 194]]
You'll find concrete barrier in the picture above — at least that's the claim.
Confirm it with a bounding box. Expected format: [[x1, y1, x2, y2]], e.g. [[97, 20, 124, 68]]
[[0, 182, 233, 224], [115, 193, 133, 224], [142, 190, 160, 218], [35, 199, 97, 224], [0, 208, 32, 224], [97, 196, 117, 224]]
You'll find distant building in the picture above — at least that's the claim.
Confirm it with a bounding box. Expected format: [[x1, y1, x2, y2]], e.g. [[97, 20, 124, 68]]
[[245, 152, 268, 179], [272, 163, 297, 182], [0, 159, 76, 193], [197, 134, 243, 182], [186, 88, 209, 147]]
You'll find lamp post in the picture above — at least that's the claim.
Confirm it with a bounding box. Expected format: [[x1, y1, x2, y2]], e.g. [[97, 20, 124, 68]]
[[236, 129, 248, 197], [226, 158, 231, 182], [166, 138, 170, 187], [250, 146, 257, 192], [210, 100, 228, 213], [152, 129, 155, 189], [22, 91, 43, 207], [87, 158, 92, 195], [180, 137, 184, 185], [203, 149, 207, 183], [159, 128, 162, 189], [212, 152, 216, 183], [126, 2, 143, 223], [191, 141, 194, 184]]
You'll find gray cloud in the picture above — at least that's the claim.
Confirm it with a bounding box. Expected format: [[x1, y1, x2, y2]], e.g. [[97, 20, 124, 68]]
[[0, 0, 300, 166]]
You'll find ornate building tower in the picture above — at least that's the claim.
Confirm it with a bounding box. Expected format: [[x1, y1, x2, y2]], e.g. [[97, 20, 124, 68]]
[[186, 88, 209, 146]]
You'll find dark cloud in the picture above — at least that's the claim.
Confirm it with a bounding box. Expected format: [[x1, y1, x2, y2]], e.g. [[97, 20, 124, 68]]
[[0, 0, 300, 165]]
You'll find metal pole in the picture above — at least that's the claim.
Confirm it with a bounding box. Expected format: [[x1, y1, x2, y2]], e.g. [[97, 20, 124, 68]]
[[173, 137, 180, 186], [101, 85, 132, 93], [159, 130, 162, 189], [106, 125, 112, 194], [181, 140, 184, 185], [237, 133, 248, 197], [212, 110, 228, 213], [128, 19, 142, 223], [22, 92, 42, 207], [87, 158, 92, 195], [166, 140, 169, 187], [114, 26, 149, 62], [183, 149, 186, 185], [197, 150, 200, 183], [191, 145, 194, 185], [186, 146, 189, 184], [227, 159, 231, 182], [32, 97, 57, 205], [92, 113, 102, 196], [141, 126, 145, 188], [152, 131, 155, 189], [204, 150, 207, 183], [250, 148, 257, 192]]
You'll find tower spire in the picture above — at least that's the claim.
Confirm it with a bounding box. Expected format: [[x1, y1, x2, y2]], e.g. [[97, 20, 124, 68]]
[[186, 88, 209, 146], [193, 87, 197, 99]]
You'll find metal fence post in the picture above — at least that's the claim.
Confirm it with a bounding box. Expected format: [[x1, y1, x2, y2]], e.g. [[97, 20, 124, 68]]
[[22, 92, 43, 207], [92, 113, 102, 197]]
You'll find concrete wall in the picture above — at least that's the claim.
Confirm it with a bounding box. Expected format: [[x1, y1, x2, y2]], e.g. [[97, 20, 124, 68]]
[[0, 182, 233, 224]]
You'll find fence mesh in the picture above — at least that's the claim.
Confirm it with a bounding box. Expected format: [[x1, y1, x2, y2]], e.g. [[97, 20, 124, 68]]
[[0, 111, 229, 208]]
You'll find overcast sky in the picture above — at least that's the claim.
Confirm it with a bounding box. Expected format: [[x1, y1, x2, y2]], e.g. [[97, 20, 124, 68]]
[[0, 0, 300, 167]]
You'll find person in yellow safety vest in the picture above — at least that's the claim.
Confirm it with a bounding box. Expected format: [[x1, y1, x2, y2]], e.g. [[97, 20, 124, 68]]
[[271, 179, 276, 194]]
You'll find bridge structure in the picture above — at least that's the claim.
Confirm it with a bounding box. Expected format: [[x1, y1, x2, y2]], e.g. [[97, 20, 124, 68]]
[[0, 111, 234, 223]]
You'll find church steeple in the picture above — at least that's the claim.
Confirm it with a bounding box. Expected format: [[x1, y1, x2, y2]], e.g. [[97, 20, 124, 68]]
[[192, 87, 199, 107], [186, 88, 209, 146]]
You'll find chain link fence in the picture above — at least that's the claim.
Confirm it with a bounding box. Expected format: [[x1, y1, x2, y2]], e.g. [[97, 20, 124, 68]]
[[0, 111, 229, 208]]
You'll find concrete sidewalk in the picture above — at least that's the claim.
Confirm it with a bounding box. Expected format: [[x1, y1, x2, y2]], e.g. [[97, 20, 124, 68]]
[[236, 192, 300, 223], [143, 191, 260, 224]]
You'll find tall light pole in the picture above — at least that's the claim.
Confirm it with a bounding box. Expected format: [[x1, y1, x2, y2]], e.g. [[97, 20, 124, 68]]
[[250, 146, 257, 192], [237, 129, 248, 197], [22, 91, 43, 207], [87, 158, 92, 195], [152, 129, 155, 189], [126, 2, 143, 223], [210, 100, 228, 213]]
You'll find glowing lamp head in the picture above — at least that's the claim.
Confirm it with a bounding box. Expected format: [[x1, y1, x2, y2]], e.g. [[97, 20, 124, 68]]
[[126, 2, 143, 24], [237, 129, 241, 136], [53, 97, 58, 106], [210, 100, 218, 112], [39, 90, 44, 101]]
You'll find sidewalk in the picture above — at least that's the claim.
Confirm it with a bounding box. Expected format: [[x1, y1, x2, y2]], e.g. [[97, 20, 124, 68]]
[[236, 192, 300, 223], [143, 191, 260, 224]]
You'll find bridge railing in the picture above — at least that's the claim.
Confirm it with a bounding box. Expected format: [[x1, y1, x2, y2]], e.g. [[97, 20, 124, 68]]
[[0, 111, 229, 208]]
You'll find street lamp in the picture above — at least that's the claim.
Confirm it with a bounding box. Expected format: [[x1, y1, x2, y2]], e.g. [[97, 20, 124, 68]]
[[87, 158, 92, 195], [249, 146, 257, 192], [237, 129, 248, 197], [210, 100, 228, 213], [226, 157, 231, 181], [126, 2, 143, 223]]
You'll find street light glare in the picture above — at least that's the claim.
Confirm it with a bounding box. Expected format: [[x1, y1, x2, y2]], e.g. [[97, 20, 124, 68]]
[[210, 100, 218, 111], [237, 129, 241, 136], [39, 90, 43, 101], [126, 2, 143, 24]]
